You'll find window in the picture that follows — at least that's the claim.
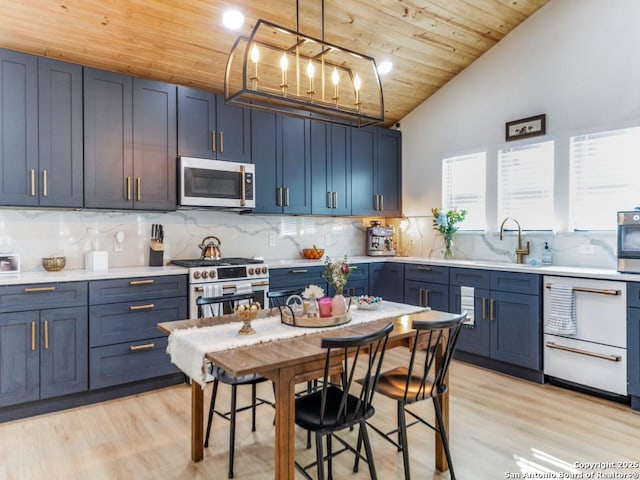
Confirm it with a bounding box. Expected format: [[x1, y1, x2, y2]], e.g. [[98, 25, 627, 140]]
[[442, 151, 487, 231], [498, 141, 554, 230], [569, 126, 640, 231]]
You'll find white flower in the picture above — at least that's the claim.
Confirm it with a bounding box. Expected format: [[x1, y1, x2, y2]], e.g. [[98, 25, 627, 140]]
[[302, 284, 325, 299]]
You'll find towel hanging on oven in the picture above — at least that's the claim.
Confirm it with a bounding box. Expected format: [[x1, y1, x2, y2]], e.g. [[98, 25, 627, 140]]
[[202, 284, 223, 317], [545, 283, 576, 335]]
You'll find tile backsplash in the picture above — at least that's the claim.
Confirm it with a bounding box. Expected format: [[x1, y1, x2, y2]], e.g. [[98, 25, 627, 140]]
[[0, 209, 618, 272]]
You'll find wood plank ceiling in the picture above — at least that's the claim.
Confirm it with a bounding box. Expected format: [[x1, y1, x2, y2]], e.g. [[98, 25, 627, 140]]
[[0, 0, 548, 127]]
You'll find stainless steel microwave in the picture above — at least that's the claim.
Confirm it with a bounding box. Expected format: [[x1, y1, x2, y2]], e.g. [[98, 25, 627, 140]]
[[178, 157, 255, 209], [617, 210, 640, 272]]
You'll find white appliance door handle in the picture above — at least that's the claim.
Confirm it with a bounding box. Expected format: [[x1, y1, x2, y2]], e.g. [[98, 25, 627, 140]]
[[545, 341, 621, 362]]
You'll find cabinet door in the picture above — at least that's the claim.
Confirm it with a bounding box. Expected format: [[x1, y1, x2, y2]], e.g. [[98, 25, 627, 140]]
[[369, 262, 404, 302], [376, 128, 401, 217], [39, 306, 88, 399], [0, 49, 38, 206], [38, 58, 84, 208], [350, 126, 377, 216], [269, 266, 327, 293], [310, 121, 331, 215], [450, 286, 491, 356], [177, 86, 216, 159], [329, 124, 351, 216], [0, 311, 39, 407], [279, 115, 311, 214], [215, 95, 251, 163], [84, 68, 133, 209], [251, 110, 280, 214], [491, 291, 541, 370], [404, 280, 449, 311], [628, 307, 640, 396], [132, 78, 177, 211]]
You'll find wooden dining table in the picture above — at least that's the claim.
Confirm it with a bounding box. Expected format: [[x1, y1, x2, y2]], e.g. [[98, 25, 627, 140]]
[[158, 308, 457, 480]]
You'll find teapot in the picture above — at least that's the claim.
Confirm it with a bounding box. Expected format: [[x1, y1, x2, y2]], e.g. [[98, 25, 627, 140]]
[[199, 236, 222, 260]]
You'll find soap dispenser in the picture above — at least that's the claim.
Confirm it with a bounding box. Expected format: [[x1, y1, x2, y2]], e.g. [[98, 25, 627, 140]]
[[542, 242, 552, 265]]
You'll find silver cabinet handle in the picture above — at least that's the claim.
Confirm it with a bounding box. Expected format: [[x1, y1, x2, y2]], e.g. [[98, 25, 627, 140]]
[[277, 187, 283, 207], [327, 191, 333, 209], [136, 177, 141, 201], [211, 130, 216, 153], [31, 169, 36, 196], [333, 191, 338, 209], [290, 269, 309, 273], [126, 176, 131, 201], [380, 194, 384, 211], [546, 342, 621, 362], [285, 188, 290, 206], [219, 131, 224, 153], [482, 297, 487, 320], [42, 170, 48, 197]]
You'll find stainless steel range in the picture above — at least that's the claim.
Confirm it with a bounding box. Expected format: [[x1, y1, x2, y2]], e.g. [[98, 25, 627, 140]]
[[171, 257, 269, 318]]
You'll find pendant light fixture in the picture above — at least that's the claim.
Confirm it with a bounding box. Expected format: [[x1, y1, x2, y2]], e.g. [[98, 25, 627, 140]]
[[224, 0, 384, 127]]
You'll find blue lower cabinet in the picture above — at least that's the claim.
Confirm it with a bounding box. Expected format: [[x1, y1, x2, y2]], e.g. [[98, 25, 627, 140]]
[[627, 303, 640, 403], [90, 337, 176, 390], [369, 262, 404, 302], [449, 268, 541, 371], [404, 280, 449, 311], [0, 295, 87, 408]]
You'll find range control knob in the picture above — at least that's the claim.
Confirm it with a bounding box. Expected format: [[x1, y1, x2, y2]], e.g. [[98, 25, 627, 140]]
[[261, 266, 268, 274], [193, 271, 201, 280], [209, 270, 216, 279], [201, 270, 208, 279], [248, 267, 255, 275]]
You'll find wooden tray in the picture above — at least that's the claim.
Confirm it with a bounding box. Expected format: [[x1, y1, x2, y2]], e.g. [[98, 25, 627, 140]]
[[279, 306, 351, 328]]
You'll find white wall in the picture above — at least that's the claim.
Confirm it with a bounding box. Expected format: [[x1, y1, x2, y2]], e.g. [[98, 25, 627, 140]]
[[400, 0, 640, 268]]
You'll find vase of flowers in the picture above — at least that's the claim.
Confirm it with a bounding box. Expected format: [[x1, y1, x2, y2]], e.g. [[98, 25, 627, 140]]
[[432, 208, 467, 260], [302, 284, 324, 318], [323, 255, 354, 315]]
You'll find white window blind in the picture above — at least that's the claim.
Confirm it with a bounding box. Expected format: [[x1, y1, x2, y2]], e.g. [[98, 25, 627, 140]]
[[497, 141, 554, 230], [442, 151, 486, 230], [569, 126, 640, 231]]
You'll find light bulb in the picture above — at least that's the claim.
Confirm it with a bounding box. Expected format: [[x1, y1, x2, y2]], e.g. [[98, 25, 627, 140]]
[[353, 74, 361, 91], [307, 60, 315, 78], [280, 53, 288, 71], [250, 44, 259, 63], [331, 68, 339, 85]]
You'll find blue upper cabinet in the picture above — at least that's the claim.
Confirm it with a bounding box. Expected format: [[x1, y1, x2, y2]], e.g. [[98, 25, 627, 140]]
[[310, 121, 351, 216], [84, 68, 177, 210], [177, 87, 250, 163], [0, 50, 83, 208], [351, 126, 401, 217], [251, 111, 311, 214]]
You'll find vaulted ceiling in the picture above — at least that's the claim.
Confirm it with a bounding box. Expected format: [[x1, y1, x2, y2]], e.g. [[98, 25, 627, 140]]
[[0, 0, 549, 127]]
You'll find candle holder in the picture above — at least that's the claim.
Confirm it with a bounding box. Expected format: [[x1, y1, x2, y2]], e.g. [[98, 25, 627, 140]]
[[236, 302, 260, 335]]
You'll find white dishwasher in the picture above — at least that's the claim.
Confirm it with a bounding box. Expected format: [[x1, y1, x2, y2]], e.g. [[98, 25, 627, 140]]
[[543, 276, 627, 396]]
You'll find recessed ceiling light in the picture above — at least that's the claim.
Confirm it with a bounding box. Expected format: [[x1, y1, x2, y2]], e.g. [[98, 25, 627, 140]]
[[377, 61, 393, 75], [222, 9, 244, 30]]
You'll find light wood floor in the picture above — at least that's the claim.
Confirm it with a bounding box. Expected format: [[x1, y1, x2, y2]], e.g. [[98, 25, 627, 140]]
[[2, 350, 639, 479]]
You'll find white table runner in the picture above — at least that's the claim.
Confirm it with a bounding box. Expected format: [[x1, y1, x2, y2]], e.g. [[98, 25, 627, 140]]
[[167, 301, 427, 386]]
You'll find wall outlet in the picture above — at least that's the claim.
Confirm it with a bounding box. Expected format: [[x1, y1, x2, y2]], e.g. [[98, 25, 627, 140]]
[[268, 233, 276, 247], [579, 244, 595, 255], [324, 234, 331, 247]]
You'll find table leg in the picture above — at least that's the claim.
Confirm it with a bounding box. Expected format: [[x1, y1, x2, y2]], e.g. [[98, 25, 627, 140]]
[[191, 382, 204, 462], [435, 349, 450, 472], [272, 367, 296, 480]]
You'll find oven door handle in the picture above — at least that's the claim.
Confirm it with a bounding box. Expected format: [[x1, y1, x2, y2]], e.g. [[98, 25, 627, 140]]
[[194, 281, 269, 293], [545, 341, 622, 362]]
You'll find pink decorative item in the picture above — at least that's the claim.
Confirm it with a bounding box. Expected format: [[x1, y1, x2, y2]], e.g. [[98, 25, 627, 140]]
[[318, 298, 332, 317], [331, 294, 349, 316]]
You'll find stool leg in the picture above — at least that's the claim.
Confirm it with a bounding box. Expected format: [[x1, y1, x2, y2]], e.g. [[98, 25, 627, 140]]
[[433, 396, 455, 480], [251, 383, 257, 432], [204, 378, 219, 448], [360, 422, 377, 480], [228, 385, 237, 478], [327, 433, 333, 480], [398, 404, 411, 480], [315, 432, 325, 480]]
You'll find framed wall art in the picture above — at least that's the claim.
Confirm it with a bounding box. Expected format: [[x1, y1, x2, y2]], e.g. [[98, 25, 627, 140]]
[[505, 114, 546, 141]]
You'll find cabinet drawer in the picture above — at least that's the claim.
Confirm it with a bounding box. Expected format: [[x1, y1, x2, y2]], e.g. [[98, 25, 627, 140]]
[[490, 271, 540, 295], [90, 296, 187, 347], [348, 263, 369, 282], [89, 336, 177, 389], [0, 282, 87, 313], [450, 268, 491, 288], [627, 282, 640, 308], [89, 275, 187, 304], [405, 264, 449, 284], [269, 266, 326, 289]]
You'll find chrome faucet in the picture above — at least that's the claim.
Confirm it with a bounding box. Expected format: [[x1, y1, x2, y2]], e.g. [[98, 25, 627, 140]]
[[499, 217, 530, 264]]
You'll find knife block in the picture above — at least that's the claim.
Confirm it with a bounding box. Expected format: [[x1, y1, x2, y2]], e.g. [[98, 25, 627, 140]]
[[149, 247, 163, 267]]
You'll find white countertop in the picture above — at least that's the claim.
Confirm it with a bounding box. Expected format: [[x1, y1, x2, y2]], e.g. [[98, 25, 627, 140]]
[[1, 257, 638, 285], [268, 256, 640, 282], [0, 265, 188, 286]]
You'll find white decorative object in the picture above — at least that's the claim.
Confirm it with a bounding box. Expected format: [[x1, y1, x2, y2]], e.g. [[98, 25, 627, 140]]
[[85, 250, 109, 272], [0, 254, 20, 274]]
